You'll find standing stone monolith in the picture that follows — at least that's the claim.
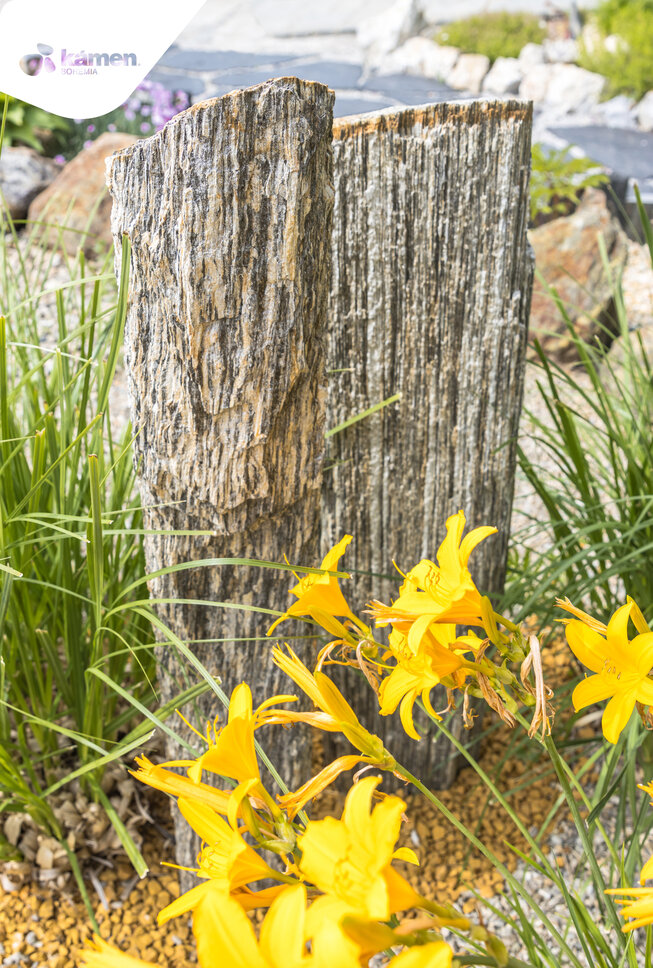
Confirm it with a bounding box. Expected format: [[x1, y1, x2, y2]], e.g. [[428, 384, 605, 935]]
[[107, 77, 334, 877], [322, 99, 534, 785]]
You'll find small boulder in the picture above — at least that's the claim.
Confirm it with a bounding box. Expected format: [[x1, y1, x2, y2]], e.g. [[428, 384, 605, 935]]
[[27, 132, 139, 256], [528, 188, 629, 363], [482, 57, 522, 95], [382, 36, 459, 80], [520, 63, 606, 111], [635, 91, 653, 131], [446, 52, 490, 94], [518, 43, 545, 71], [358, 0, 423, 65], [543, 38, 579, 63], [0, 147, 60, 221]]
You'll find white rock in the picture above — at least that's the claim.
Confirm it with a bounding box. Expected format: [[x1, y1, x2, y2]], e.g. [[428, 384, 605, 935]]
[[482, 56, 522, 95], [604, 33, 628, 55], [543, 38, 579, 63], [446, 52, 490, 93], [636, 91, 653, 130], [593, 94, 636, 127], [357, 0, 422, 64], [579, 22, 603, 56], [381, 36, 459, 79], [518, 42, 545, 70], [520, 63, 606, 110]]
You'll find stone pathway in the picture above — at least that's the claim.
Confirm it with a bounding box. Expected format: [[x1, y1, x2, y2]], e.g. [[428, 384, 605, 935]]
[[144, 0, 653, 221]]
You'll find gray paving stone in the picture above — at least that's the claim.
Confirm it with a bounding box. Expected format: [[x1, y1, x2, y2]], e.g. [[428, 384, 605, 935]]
[[250, 0, 394, 36], [159, 46, 301, 72], [205, 68, 284, 89], [288, 60, 363, 88], [334, 96, 398, 117], [147, 69, 206, 96], [549, 126, 653, 180], [367, 72, 462, 104]]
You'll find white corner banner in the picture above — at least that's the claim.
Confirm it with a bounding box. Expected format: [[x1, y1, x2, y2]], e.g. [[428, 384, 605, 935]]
[[0, 0, 207, 119]]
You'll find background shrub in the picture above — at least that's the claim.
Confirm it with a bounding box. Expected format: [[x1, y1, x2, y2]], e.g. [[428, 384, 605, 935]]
[[579, 1, 653, 99], [435, 12, 545, 62]]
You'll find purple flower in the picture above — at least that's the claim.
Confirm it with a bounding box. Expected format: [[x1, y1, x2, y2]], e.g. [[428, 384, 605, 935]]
[[107, 122, 117, 132], [87, 123, 95, 133], [124, 108, 136, 121], [53, 154, 65, 165], [140, 121, 151, 133], [83, 140, 93, 149]]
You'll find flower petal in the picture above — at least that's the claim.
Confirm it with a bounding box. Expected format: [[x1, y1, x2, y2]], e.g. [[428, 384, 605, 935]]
[[193, 885, 268, 968], [259, 885, 307, 968], [607, 602, 634, 650], [602, 690, 637, 744], [391, 942, 453, 968], [634, 633, 653, 676], [571, 674, 614, 712], [565, 622, 606, 674]]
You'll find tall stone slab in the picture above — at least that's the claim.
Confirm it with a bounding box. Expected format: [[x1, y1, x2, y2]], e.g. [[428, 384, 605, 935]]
[[323, 99, 534, 783], [107, 78, 334, 876]]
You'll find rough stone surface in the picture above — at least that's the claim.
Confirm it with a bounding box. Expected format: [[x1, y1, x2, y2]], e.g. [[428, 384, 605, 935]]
[[528, 188, 629, 362], [0, 147, 60, 222], [28, 133, 138, 256], [107, 78, 334, 883], [324, 99, 533, 784], [482, 56, 522, 95], [446, 52, 490, 93], [636, 91, 653, 131], [380, 36, 459, 80], [520, 62, 606, 111]]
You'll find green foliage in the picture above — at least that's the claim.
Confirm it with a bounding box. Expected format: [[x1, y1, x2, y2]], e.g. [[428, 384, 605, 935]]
[[530, 143, 609, 223], [503, 186, 653, 631], [0, 210, 216, 919], [591, 0, 653, 33], [578, 1, 653, 99], [435, 12, 545, 63], [0, 93, 70, 153]]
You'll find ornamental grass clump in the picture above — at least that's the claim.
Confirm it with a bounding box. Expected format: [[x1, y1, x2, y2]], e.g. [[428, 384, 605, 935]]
[[79, 509, 653, 967]]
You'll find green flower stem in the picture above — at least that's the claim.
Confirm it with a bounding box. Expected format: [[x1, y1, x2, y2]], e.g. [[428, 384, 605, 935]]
[[513, 711, 620, 870], [424, 710, 613, 967], [544, 734, 625, 941], [394, 762, 587, 968], [430, 715, 567, 886], [454, 957, 535, 968]]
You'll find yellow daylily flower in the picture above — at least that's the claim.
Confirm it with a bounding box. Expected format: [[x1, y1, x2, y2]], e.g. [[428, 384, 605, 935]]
[[298, 776, 423, 922], [192, 883, 360, 968], [565, 601, 653, 743], [130, 755, 233, 815], [80, 938, 157, 968], [156, 798, 283, 925], [605, 885, 653, 932], [267, 535, 356, 635], [277, 754, 365, 818], [186, 683, 297, 785], [369, 511, 497, 653], [390, 943, 453, 968], [379, 627, 475, 740], [271, 645, 390, 760]]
